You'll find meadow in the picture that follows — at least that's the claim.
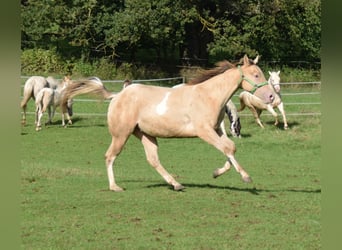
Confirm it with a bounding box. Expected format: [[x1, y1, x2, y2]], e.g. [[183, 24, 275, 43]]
[[21, 82, 321, 249]]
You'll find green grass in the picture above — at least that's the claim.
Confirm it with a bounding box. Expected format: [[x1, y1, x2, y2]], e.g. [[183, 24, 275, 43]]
[[21, 85, 321, 249]]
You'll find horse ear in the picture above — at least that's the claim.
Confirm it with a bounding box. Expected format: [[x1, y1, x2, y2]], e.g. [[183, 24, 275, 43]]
[[253, 55, 259, 64], [277, 71, 280, 75], [243, 55, 250, 65], [268, 71, 272, 76]]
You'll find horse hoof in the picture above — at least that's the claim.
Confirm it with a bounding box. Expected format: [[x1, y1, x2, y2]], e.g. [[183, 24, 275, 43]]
[[213, 169, 220, 178], [242, 176, 252, 183], [110, 186, 124, 192], [35, 127, 41, 131], [174, 184, 185, 191]]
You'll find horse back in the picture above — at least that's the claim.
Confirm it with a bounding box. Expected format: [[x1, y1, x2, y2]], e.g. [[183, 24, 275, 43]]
[[24, 76, 49, 99]]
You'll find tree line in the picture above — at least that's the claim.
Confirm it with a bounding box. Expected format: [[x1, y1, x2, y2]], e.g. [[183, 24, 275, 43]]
[[21, 0, 321, 69]]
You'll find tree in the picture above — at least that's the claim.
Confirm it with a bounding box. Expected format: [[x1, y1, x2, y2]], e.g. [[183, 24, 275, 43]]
[[21, 0, 321, 67]]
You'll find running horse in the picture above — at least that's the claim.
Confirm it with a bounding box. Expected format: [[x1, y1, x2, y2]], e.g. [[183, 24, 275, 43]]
[[62, 55, 273, 191], [238, 70, 288, 129]]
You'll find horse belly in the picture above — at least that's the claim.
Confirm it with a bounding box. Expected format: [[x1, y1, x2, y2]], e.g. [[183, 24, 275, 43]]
[[137, 113, 196, 138]]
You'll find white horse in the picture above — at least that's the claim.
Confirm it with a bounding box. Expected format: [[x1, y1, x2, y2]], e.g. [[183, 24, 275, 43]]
[[238, 71, 288, 129], [21, 76, 64, 124], [35, 76, 73, 131]]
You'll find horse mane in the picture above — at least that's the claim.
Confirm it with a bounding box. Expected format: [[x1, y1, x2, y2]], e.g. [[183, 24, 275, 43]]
[[187, 60, 236, 85]]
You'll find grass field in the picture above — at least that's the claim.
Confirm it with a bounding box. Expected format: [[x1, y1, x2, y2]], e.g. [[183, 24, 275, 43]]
[[21, 83, 321, 249]]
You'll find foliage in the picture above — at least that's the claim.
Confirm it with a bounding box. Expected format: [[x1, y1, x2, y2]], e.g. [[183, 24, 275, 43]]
[[21, 48, 66, 74], [21, 0, 321, 67]]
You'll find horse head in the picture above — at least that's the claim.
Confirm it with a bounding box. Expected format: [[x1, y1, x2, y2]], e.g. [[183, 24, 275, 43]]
[[268, 71, 281, 93], [239, 55, 277, 104]]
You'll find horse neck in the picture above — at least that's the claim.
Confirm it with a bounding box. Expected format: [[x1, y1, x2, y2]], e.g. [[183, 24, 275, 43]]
[[268, 74, 281, 93], [198, 68, 240, 106]]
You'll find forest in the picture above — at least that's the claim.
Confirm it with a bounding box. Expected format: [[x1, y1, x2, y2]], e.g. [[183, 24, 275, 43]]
[[21, 0, 321, 77]]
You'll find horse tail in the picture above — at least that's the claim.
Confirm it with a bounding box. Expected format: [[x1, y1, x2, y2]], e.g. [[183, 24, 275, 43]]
[[41, 90, 53, 113], [61, 77, 116, 112]]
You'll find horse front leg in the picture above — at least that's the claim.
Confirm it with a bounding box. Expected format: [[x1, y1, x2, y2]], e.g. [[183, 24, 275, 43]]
[[198, 128, 251, 183], [66, 113, 72, 125], [276, 102, 288, 129], [61, 104, 72, 127], [266, 104, 279, 126]]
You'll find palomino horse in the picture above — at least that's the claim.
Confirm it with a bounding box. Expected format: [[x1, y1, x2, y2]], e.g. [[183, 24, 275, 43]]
[[238, 71, 288, 129], [21, 76, 65, 125], [62, 55, 273, 191], [126, 80, 241, 137], [35, 76, 73, 131]]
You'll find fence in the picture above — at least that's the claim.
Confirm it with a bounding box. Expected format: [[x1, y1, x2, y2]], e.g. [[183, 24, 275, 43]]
[[20, 76, 321, 117]]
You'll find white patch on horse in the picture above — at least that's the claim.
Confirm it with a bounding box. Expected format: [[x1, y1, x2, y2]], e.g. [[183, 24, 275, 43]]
[[156, 92, 171, 115]]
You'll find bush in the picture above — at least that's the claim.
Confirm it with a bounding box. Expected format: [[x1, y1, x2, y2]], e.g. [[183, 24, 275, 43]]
[[70, 60, 95, 78], [21, 48, 66, 75]]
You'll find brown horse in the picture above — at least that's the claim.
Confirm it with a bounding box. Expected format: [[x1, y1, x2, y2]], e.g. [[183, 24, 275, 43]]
[[62, 55, 273, 191]]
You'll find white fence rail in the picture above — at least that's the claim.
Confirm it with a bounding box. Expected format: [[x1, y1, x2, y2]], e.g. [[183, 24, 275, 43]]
[[20, 76, 321, 117]]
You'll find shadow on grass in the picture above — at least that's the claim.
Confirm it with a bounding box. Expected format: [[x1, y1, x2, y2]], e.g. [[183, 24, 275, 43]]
[[145, 182, 321, 195], [265, 120, 300, 129]]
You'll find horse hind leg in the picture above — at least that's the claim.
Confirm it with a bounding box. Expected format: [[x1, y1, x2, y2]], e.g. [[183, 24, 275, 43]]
[[21, 95, 31, 125], [105, 136, 129, 192], [134, 129, 184, 191], [35, 104, 43, 131]]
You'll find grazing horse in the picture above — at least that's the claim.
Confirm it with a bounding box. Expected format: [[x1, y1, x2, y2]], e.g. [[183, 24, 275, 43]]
[[62, 55, 273, 192], [35, 76, 73, 131], [238, 71, 288, 129], [21, 76, 65, 125]]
